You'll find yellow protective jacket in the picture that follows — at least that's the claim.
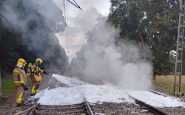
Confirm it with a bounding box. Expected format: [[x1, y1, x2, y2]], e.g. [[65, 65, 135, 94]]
[[13, 67, 26, 86], [31, 64, 44, 82]]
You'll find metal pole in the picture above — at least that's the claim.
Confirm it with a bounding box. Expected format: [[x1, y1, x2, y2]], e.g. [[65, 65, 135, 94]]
[[173, 75, 177, 93], [173, 0, 185, 94], [0, 67, 2, 96], [179, 75, 182, 92]]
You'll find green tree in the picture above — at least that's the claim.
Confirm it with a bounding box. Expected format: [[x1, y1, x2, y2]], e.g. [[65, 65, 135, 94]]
[[108, 0, 178, 75]]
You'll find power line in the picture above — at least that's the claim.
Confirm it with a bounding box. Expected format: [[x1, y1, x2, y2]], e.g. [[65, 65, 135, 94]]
[[66, 0, 83, 10], [168, 0, 180, 12], [63, 0, 69, 56], [0, 12, 14, 30]]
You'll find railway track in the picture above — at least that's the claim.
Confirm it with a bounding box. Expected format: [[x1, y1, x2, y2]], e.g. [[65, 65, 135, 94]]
[[128, 94, 168, 115], [0, 99, 167, 115], [0, 98, 94, 115], [0, 102, 38, 115], [2, 91, 184, 115], [35, 98, 94, 115], [35, 103, 85, 114], [34, 96, 169, 115]]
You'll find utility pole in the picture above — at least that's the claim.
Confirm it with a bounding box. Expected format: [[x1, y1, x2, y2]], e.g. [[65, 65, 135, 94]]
[[173, 0, 185, 94], [0, 67, 2, 96]]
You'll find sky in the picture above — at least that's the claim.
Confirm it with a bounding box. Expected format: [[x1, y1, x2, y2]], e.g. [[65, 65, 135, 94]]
[[53, 0, 110, 16], [53, 0, 111, 61]]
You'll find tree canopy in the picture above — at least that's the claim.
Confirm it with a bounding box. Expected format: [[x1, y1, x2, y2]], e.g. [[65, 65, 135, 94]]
[[108, 0, 178, 75]]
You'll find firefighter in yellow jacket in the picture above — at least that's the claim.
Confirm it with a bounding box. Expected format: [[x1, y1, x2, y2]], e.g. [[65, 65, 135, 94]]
[[26, 63, 32, 78], [31, 58, 44, 96], [13, 58, 28, 106]]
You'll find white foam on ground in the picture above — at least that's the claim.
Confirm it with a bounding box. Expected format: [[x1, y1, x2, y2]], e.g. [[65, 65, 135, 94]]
[[127, 90, 185, 108], [52, 74, 88, 87], [35, 85, 134, 105], [35, 74, 185, 108]]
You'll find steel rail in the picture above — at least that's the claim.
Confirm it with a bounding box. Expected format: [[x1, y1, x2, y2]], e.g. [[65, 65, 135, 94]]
[[128, 95, 167, 115], [83, 97, 95, 115]]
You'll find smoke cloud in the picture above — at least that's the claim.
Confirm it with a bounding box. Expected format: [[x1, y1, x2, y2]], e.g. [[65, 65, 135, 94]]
[[70, 17, 153, 90], [1, 0, 153, 89], [1, 0, 68, 72]]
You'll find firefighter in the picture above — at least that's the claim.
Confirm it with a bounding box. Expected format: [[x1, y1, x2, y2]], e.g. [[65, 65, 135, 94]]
[[13, 58, 28, 106], [26, 63, 32, 78], [30, 58, 45, 96]]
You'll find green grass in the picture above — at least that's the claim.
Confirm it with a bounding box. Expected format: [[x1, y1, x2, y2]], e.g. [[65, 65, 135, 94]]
[[153, 75, 185, 95], [0, 75, 16, 106], [154, 80, 174, 93], [2, 75, 16, 96]]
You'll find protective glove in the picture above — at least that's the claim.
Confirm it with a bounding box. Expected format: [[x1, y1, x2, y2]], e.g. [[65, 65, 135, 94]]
[[22, 84, 28, 91]]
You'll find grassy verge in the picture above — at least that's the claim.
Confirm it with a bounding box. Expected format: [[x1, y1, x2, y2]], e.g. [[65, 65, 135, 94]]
[[0, 75, 16, 106], [2, 75, 16, 96], [153, 75, 185, 95]]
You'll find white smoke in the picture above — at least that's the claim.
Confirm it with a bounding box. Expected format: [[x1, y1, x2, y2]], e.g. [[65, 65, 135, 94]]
[[71, 17, 153, 90], [55, 7, 101, 62], [1, 0, 66, 44], [67, 7, 101, 37], [0, 0, 68, 72]]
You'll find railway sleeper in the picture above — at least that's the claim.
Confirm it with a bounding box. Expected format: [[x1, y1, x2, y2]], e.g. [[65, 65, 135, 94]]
[[34, 109, 87, 115]]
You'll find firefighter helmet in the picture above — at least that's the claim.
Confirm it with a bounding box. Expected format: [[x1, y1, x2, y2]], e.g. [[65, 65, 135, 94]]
[[28, 63, 32, 67], [16, 58, 26, 67], [35, 58, 43, 64]]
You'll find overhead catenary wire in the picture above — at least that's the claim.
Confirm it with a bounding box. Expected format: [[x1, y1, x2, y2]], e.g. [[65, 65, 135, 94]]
[[72, 0, 78, 6], [62, 0, 82, 77], [0, 12, 14, 31], [63, 0, 69, 55], [63, 0, 67, 20], [66, 0, 83, 10], [66, 1, 69, 54], [63, 0, 83, 56], [168, 0, 180, 12]]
